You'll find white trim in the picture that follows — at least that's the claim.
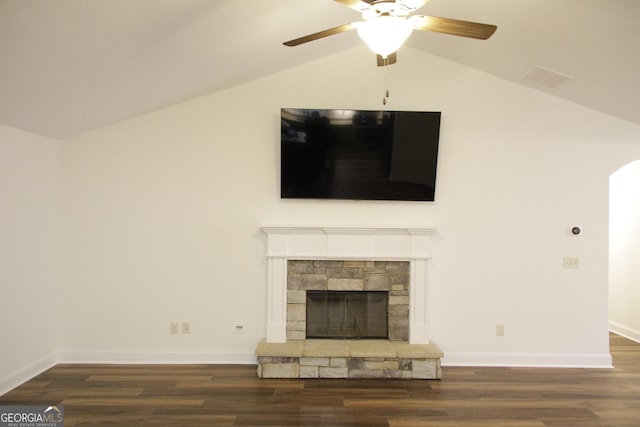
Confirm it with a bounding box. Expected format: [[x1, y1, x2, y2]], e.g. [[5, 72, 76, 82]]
[[0, 352, 57, 396], [1, 348, 616, 395], [1, 350, 257, 394], [609, 321, 640, 343], [442, 352, 613, 368], [57, 349, 257, 365], [261, 226, 437, 344]]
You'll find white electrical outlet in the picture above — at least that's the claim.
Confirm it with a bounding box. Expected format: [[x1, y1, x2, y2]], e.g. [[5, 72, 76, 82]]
[[496, 324, 505, 337], [234, 323, 245, 334], [182, 322, 190, 334], [170, 322, 178, 335], [563, 257, 580, 269]]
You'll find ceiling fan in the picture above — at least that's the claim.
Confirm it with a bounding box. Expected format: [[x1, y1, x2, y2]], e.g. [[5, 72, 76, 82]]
[[283, 0, 497, 66]]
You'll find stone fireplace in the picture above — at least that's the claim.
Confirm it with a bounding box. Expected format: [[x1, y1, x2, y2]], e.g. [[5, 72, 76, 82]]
[[260, 226, 437, 344], [256, 227, 443, 380], [287, 260, 409, 341]]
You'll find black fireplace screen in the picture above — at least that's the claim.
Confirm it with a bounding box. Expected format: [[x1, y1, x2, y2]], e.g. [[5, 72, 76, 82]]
[[306, 291, 388, 339]]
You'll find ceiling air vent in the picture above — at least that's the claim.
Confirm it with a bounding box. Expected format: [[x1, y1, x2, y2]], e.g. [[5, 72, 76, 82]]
[[524, 66, 573, 88]]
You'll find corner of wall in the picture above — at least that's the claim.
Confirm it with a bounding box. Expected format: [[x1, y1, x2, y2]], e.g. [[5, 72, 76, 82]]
[[0, 353, 58, 396]]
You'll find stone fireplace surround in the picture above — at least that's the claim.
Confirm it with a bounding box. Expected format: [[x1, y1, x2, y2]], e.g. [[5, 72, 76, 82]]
[[258, 226, 443, 379], [288, 259, 409, 341]]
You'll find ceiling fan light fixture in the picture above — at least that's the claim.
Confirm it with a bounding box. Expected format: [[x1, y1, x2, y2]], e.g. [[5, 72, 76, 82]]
[[356, 15, 414, 58]]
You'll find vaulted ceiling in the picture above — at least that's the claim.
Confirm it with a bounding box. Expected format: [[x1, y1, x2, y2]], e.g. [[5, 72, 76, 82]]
[[1, 0, 638, 139]]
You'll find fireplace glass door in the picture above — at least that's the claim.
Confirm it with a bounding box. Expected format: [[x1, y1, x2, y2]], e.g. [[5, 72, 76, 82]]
[[306, 291, 388, 339]]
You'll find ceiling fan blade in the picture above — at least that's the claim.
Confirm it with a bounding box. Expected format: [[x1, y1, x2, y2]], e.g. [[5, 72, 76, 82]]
[[412, 15, 497, 40], [283, 23, 356, 47], [333, 0, 373, 12], [377, 52, 397, 66]]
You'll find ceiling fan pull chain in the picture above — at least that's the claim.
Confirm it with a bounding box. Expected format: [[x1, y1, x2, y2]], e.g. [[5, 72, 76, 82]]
[[383, 56, 390, 105]]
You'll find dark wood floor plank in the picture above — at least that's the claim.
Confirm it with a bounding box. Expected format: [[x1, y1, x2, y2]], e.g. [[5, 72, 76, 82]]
[[388, 417, 546, 427], [1, 332, 639, 426], [235, 413, 390, 427]]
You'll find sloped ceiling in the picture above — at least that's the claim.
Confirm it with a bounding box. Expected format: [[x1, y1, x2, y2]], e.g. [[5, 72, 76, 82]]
[[1, 0, 638, 139]]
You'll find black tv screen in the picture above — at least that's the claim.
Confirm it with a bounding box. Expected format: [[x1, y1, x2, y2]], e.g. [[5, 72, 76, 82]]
[[281, 108, 441, 201]]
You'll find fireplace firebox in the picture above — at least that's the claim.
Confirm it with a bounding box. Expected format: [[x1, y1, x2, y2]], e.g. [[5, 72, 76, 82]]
[[306, 291, 389, 339]]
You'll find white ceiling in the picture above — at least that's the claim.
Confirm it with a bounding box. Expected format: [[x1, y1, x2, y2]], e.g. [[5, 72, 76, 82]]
[[1, 0, 638, 139]]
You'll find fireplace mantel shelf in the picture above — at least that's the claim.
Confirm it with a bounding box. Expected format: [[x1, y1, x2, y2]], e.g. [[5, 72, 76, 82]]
[[261, 226, 437, 345], [261, 226, 437, 260]]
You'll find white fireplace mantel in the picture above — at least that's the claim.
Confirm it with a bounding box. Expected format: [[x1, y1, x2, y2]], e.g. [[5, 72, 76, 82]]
[[261, 226, 437, 344]]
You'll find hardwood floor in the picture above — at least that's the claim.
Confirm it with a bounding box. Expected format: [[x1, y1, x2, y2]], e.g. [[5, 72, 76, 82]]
[[1, 333, 639, 426]]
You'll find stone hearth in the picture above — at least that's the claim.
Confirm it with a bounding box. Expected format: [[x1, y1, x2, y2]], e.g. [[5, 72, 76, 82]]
[[256, 339, 443, 379]]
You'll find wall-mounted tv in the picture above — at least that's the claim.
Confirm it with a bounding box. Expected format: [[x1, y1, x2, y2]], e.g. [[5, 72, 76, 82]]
[[281, 108, 441, 201]]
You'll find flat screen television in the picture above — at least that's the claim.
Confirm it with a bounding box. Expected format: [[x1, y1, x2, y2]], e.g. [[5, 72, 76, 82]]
[[281, 108, 441, 201]]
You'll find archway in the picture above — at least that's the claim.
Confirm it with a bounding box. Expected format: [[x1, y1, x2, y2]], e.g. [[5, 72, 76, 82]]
[[609, 160, 640, 342]]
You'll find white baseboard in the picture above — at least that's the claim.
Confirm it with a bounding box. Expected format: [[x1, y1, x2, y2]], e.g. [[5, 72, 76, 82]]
[[0, 352, 58, 396], [57, 349, 257, 365], [609, 321, 640, 343], [3, 348, 616, 396], [442, 352, 613, 368], [1, 350, 256, 395]]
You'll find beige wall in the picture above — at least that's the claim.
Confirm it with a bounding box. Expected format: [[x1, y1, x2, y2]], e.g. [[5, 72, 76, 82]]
[[57, 46, 640, 364], [0, 124, 59, 392]]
